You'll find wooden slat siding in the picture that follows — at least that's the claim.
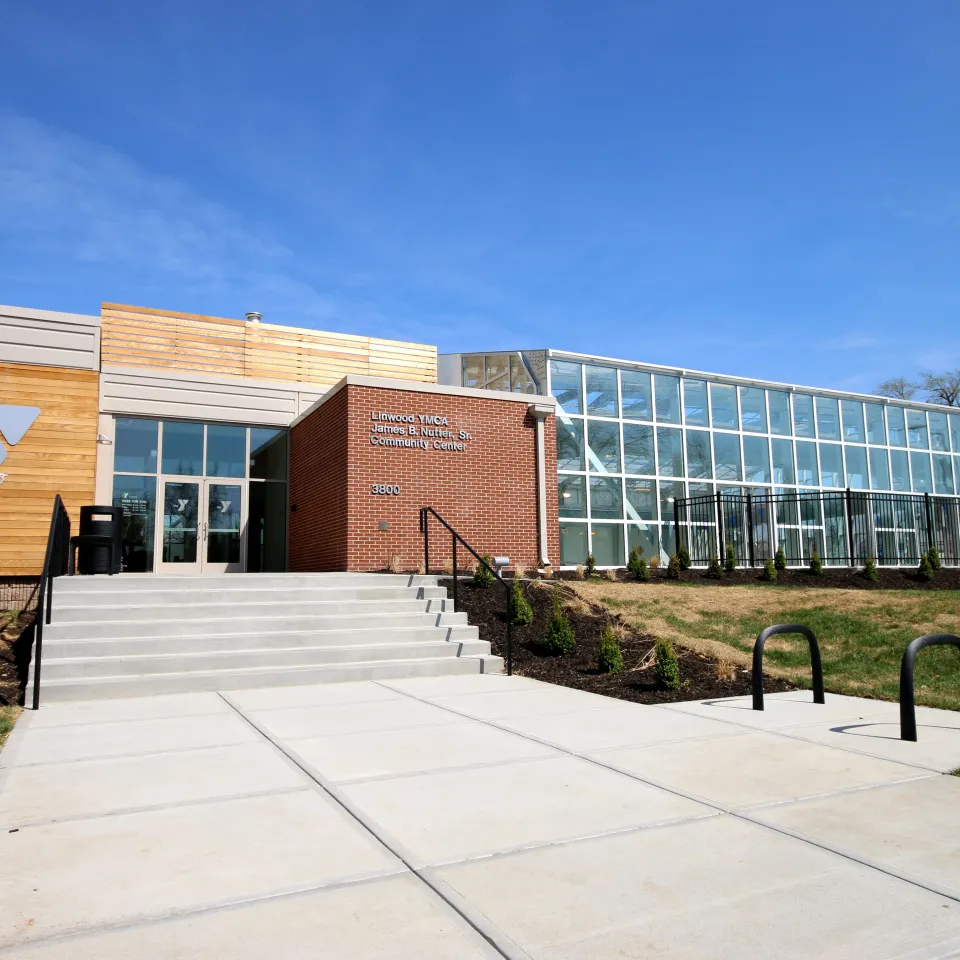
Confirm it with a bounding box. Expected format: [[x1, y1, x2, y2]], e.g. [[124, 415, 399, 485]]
[[0, 363, 99, 575], [101, 304, 437, 387]]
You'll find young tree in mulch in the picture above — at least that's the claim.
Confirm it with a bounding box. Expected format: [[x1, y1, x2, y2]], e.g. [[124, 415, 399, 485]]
[[540, 586, 576, 654], [863, 556, 879, 582], [724, 544, 738, 573], [597, 624, 623, 674], [585, 554, 597, 579], [918, 554, 934, 582], [774, 547, 787, 571], [928, 547, 942, 571], [706, 556, 723, 579], [809, 551, 823, 576], [676, 544, 691, 571], [627, 546, 644, 580], [654, 638, 680, 690], [473, 555, 495, 588], [510, 579, 533, 625], [761, 559, 777, 582], [667, 554, 682, 580]]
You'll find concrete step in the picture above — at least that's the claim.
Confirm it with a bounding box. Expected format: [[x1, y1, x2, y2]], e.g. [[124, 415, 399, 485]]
[[45, 611, 471, 642], [39, 639, 493, 678], [50, 597, 454, 622], [27, 654, 504, 702], [51, 573, 440, 594], [41, 625, 481, 658]]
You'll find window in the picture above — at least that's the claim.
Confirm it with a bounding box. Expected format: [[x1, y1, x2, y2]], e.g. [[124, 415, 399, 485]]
[[866, 403, 886, 444], [793, 394, 815, 438], [887, 406, 907, 447], [627, 524, 658, 563], [845, 446, 868, 489], [556, 418, 585, 471], [815, 397, 840, 440], [161, 421, 204, 476], [621, 370, 652, 420], [591, 524, 624, 566], [659, 480, 685, 526], [742, 435, 770, 483], [685, 430, 712, 479], [869, 448, 890, 490], [713, 433, 742, 481], [250, 429, 287, 480], [951, 414, 960, 453], [112, 475, 156, 573], [654, 375, 681, 424], [768, 391, 791, 435], [841, 400, 865, 443], [586, 421, 621, 473], [771, 439, 795, 484], [206, 425, 246, 478], [585, 365, 618, 417], [462, 356, 483, 389], [928, 411, 949, 452], [114, 418, 158, 474], [907, 411, 929, 449], [933, 455, 955, 495], [657, 427, 684, 477], [710, 384, 738, 429], [622, 424, 654, 474], [550, 360, 582, 414], [560, 522, 588, 565], [739, 387, 767, 433], [510, 355, 536, 393], [910, 452, 932, 492], [559, 475, 587, 518], [589, 477, 623, 519], [625, 478, 656, 520], [890, 449, 910, 492], [682, 379, 708, 426], [819, 444, 843, 487], [796, 441, 818, 486], [484, 355, 509, 389]]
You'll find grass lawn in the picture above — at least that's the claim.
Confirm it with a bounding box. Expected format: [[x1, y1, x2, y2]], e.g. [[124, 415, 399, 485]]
[[572, 581, 960, 711], [0, 705, 21, 751]]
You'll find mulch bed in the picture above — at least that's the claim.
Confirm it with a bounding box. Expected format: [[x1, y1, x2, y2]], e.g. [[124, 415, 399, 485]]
[[0, 611, 33, 706], [441, 578, 796, 705], [558, 565, 960, 591]]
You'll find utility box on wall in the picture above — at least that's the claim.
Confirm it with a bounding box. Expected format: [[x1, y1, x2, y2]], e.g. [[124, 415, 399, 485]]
[[288, 375, 558, 573]]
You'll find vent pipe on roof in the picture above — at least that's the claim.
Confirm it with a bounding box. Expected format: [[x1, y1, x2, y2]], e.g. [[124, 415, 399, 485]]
[[245, 311, 262, 324]]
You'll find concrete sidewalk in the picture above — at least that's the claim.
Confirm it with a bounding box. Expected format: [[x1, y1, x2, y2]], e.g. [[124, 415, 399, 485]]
[[1, 677, 959, 958]]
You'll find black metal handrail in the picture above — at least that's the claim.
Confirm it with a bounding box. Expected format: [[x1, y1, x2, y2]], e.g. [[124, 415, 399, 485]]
[[419, 507, 513, 676], [752, 624, 825, 711], [32, 495, 71, 710], [899, 634, 960, 741]]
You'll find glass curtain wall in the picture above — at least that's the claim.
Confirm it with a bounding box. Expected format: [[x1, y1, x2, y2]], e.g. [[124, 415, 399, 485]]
[[111, 418, 288, 572], [548, 357, 960, 567]]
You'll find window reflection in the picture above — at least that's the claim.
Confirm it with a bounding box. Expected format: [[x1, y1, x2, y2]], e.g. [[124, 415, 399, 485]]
[[586, 420, 621, 473], [623, 424, 654, 474], [621, 370, 652, 420], [585, 366, 618, 416], [683, 380, 708, 426], [654, 375, 681, 424], [815, 398, 840, 441], [768, 391, 791, 436], [550, 361, 582, 414], [739, 388, 767, 433], [710, 384, 737, 429]]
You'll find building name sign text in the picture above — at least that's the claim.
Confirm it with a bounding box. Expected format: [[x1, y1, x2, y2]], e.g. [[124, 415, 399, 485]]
[[369, 411, 473, 452]]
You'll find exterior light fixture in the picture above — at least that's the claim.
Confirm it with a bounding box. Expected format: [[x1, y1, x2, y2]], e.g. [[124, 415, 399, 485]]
[[96, 434, 113, 445]]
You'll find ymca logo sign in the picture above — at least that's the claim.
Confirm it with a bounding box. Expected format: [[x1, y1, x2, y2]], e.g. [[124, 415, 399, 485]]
[[0, 405, 41, 483]]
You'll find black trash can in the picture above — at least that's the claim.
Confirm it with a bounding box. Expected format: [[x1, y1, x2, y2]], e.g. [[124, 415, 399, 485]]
[[78, 505, 123, 575]]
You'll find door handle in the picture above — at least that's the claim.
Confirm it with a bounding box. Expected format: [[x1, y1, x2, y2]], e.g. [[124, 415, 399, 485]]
[[203, 522, 208, 541]]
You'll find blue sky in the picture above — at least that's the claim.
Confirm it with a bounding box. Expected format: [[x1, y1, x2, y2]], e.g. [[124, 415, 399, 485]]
[[1, 1, 958, 394]]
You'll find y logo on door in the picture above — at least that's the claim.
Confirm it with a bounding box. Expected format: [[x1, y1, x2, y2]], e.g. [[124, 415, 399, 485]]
[[0, 405, 41, 482]]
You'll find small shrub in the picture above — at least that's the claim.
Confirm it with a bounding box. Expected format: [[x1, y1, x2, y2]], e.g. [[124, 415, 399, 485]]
[[541, 586, 576, 654], [649, 555, 661, 570], [706, 556, 723, 579], [510, 580, 533, 625], [585, 554, 597, 578], [513, 563, 527, 580], [724, 544, 737, 573], [715, 658, 737, 682], [627, 546, 644, 579], [387, 554, 403, 574], [563, 595, 592, 616], [809, 551, 823, 576], [572, 563, 585, 580], [637, 557, 651, 582], [654, 638, 680, 690], [676, 544, 691, 570], [667, 553, 681, 580], [597, 624, 623, 674], [604, 567, 619, 582], [928, 547, 942, 571], [918, 555, 934, 582], [542, 564, 554, 579], [761, 559, 777, 582], [863, 556, 879, 582], [774, 547, 787, 571], [472, 555, 495, 588]]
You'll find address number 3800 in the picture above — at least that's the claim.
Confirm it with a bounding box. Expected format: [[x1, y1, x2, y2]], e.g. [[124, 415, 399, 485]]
[[371, 484, 401, 495]]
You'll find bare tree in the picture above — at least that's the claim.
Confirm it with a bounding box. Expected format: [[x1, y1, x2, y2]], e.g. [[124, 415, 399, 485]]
[[919, 370, 960, 407], [876, 377, 917, 401]]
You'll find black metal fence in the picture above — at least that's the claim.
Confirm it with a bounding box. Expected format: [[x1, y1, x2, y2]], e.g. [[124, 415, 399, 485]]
[[674, 490, 960, 568], [0, 577, 41, 614]]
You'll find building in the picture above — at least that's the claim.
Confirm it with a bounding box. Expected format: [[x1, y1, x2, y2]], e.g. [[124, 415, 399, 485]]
[[1, 301, 957, 577]]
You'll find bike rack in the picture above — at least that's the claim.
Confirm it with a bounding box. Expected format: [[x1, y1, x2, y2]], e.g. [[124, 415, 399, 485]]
[[899, 634, 960, 741], [752, 624, 825, 711]]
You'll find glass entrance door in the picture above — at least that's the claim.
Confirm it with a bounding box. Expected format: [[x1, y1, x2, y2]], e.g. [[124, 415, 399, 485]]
[[157, 478, 245, 573]]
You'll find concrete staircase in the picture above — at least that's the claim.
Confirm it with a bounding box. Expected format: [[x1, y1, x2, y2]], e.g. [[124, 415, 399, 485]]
[[27, 573, 502, 702]]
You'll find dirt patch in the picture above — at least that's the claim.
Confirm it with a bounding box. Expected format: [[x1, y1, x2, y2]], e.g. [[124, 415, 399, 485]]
[[442, 578, 795, 705], [0, 610, 34, 706]]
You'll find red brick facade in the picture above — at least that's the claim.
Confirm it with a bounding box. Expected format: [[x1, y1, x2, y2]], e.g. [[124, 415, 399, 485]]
[[289, 380, 558, 573]]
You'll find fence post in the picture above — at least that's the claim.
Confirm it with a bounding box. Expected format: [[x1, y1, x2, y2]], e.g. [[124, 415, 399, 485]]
[[715, 491, 724, 560], [421, 509, 430, 575], [673, 498, 681, 559], [923, 492, 934, 556], [452, 531, 458, 612], [845, 488, 855, 567], [746, 491, 755, 567]]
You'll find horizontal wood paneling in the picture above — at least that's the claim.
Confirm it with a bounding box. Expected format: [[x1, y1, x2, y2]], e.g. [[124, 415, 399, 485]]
[[101, 304, 437, 388], [0, 363, 99, 575]]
